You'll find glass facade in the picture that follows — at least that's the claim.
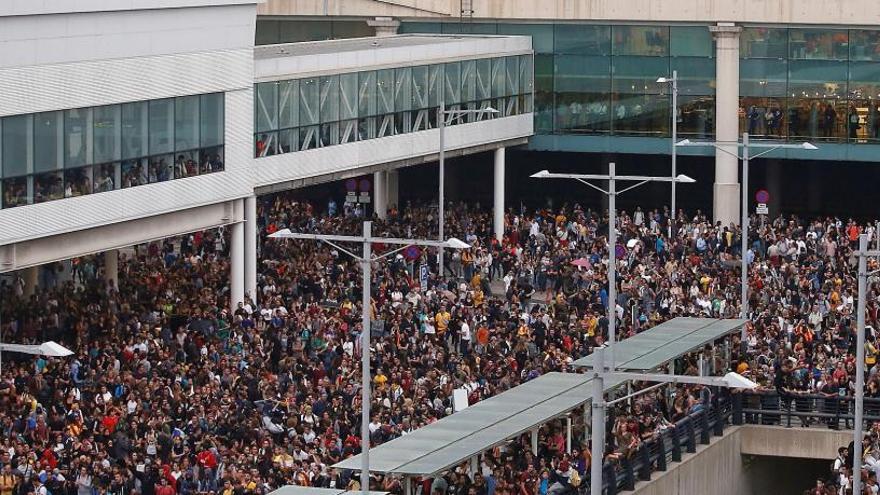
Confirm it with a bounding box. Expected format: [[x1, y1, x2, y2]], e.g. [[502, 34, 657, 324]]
[[740, 27, 880, 142], [400, 22, 716, 138], [253, 54, 534, 158], [397, 21, 880, 146], [0, 93, 225, 209]]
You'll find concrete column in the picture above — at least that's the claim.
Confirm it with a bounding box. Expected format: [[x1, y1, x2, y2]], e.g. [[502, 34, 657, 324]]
[[387, 169, 399, 211], [493, 147, 505, 243], [710, 23, 743, 227], [230, 201, 245, 308], [367, 17, 400, 37], [373, 170, 387, 220], [244, 195, 258, 303], [23, 266, 38, 297], [103, 249, 119, 290]]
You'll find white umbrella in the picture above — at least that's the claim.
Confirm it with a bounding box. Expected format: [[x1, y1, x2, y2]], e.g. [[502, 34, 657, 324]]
[[626, 239, 639, 249], [0, 341, 74, 357]]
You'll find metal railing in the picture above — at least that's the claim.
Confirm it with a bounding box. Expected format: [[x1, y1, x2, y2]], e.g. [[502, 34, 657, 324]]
[[580, 392, 732, 494], [734, 390, 880, 430]]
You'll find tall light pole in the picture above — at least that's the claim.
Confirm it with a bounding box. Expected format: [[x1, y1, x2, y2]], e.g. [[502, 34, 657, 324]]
[[677, 133, 816, 352], [437, 104, 499, 278], [852, 233, 880, 495], [269, 223, 470, 495], [586, 346, 758, 495], [657, 70, 678, 234], [531, 166, 696, 371]]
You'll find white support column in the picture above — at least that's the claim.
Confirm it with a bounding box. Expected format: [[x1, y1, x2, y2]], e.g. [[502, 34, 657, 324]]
[[230, 200, 245, 308], [23, 266, 38, 297], [244, 195, 258, 303], [387, 169, 399, 211], [710, 23, 743, 227], [583, 403, 590, 444], [531, 428, 539, 455], [566, 416, 572, 454], [374, 170, 387, 220], [493, 147, 505, 243], [367, 17, 400, 37], [103, 249, 118, 290]]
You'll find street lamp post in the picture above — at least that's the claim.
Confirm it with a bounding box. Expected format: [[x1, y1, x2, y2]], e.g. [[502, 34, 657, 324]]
[[588, 346, 758, 494], [437, 103, 499, 278], [677, 134, 816, 352], [269, 222, 470, 495], [531, 167, 695, 495], [657, 70, 678, 234], [531, 165, 696, 371], [852, 233, 880, 495]]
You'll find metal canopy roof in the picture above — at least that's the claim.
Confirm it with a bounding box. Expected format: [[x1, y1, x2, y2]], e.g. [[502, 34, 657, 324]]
[[268, 487, 388, 495], [571, 317, 747, 371], [333, 372, 624, 477]]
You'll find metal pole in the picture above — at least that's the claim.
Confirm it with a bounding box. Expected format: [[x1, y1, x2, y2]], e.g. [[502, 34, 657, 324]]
[[438, 103, 446, 278], [608, 162, 617, 370], [670, 70, 678, 237], [854, 233, 868, 495], [590, 348, 606, 495], [361, 221, 372, 495], [740, 132, 749, 355], [566, 416, 572, 454]]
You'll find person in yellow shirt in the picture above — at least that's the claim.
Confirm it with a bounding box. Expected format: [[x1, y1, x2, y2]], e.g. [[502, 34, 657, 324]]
[[0, 465, 17, 495], [473, 287, 485, 307], [435, 306, 451, 336], [373, 369, 388, 391]]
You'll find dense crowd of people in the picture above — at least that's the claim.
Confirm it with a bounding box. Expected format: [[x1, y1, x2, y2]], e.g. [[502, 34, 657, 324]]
[[1, 195, 880, 494]]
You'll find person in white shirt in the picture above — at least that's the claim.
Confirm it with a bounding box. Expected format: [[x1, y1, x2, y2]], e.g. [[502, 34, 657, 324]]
[[459, 320, 471, 353]]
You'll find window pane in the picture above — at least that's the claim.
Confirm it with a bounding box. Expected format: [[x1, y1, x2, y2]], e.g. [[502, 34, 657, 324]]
[[740, 59, 788, 97], [520, 55, 534, 94], [788, 60, 847, 97], [2, 115, 30, 177], [300, 78, 320, 125], [64, 166, 92, 198], [740, 97, 787, 138], [789, 29, 848, 60], [394, 68, 412, 112], [34, 111, 62, 173], [358, 72, 377, 117], [678, 95, 714, 138], [279, 80, 299, 129], [94, 162, 117, 192], [122, 102, 148, 160], [612, 93, 669, 135], [612, 56, 668, 94], [377, 70, 395, 114], [340, 74, 358, 120], [2, 177, 29, 208], [554, 24, 610, 55], [458, 61, 473, 103], [148, 99, 174, 155], [506, 56, 519, 96], [671, 26, 713, 57], [428, 65, 442, 107], [556, 55, 610, 92], [175, 96, 199, 151], [93, 105, 120, 164], [444, 61, 463, 105], [741, 27, 788, 58], [35, 171, 63, 203], [497, 24, 555, 54], [671, 57, 716, 95], [535, 54, 555, 133], [850, 62, 880, 98], [121, 158, 148, 188], [476, 59, 492, 100], [65, 108, 90, 168], [850, 30, 880, 62], [613, 26, 668, 56], [412, 66, 429, 110], [320, 75, 340, 123], [200, 93, 225, 147], [255, 82, 278, 132], [491, 58, 507, 97]]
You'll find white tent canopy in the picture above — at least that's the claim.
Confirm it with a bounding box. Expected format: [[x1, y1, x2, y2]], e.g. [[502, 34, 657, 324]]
[[0, 341, 74, 357]]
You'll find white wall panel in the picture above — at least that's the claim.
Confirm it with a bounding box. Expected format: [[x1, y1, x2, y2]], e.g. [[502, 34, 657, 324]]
[[253, 114, 533, 187], [0, 169, 252, 246], [0, 0, 259, 17], [255, 36, 532, 81], [0, 49, 252, 117]]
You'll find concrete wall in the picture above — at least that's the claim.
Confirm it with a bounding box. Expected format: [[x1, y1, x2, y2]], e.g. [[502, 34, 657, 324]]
[[739, 425, 851, 460], [632, 427, 746, 495], [259, 0, 880, 25], [629, 425, 851, 495]]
